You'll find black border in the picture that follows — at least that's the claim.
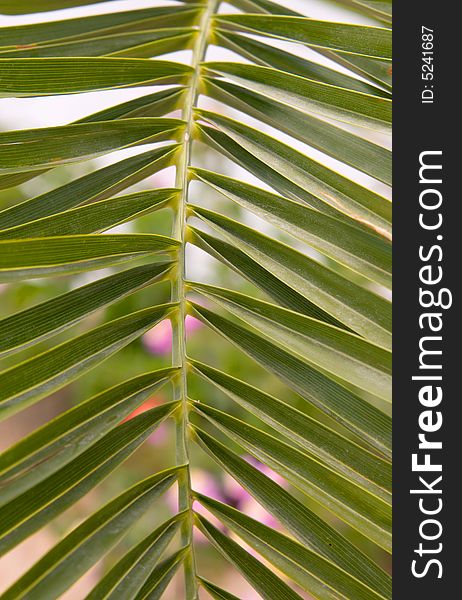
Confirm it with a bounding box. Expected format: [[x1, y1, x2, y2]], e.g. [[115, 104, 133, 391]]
[[393, 3, 459, 596]]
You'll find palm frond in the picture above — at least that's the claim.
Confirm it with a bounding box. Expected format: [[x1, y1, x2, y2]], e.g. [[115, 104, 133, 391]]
[[0, 0, 391, 597]]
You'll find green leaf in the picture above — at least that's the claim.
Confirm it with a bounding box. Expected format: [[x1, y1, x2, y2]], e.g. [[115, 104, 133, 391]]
[[330, 52, 392, 91], [0, 234, 179, 282], [191, 170, 391, 285], [214, 30, 390, 98], [0, 98, 181, 193], [198, 578, 241, 600], [335, 0, 392, 23], [197, 494, 385, 600], [190, 209, 392, 348], [202, 63, 391, 130], [0, 0, 392, 595], [0, 403, 177, 554], [193, 428, 391, 597], [0, 262, 173, 357], [0, 368, 176, 494], [190, 360, 391, 496], [86, 515, 184, 600], [214, 15, 391, 60], [189, 228, 346, 329], [195, 514, 304, 600], [189, 303, 391, 455], [227, 0, 299, 16], [77, 88, 186, 123], [134, 549, 187, 600], [189, 283, 391, 402], [201, 77, 391, 184], [195, 112, 392, 237], [0, 144, 179, 229], [0, 189, 178, 239], [0, 0, 123, 14], [0, 170, 48, 192], [0, 5, 201, 44], [0, 118, 183, 174], [224, 0, 392, 88], [0, 303, 176, 420], [0, 57, 192, 97], [0, 28, 198, 59], [194, 405, 391, 550], [1, 468, 180, 600]]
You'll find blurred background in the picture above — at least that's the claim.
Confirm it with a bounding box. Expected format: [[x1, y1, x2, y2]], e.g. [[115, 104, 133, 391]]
[[0, 1, 391, 597]]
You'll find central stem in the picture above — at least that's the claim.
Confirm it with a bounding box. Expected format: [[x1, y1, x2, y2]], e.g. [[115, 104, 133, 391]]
[[172, 1, 218, 597]]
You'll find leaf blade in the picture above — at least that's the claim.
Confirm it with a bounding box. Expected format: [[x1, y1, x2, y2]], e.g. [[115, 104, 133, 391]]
[[0, 303, 176, 419], [189, 303, 391, 455], [190, 209, 392, 348], [0, 234, 179, 282], [194, 405, 391, 550], [0, 403, 177, 554], [214, 15, 392, 60], [1, 468, 180, 600], [196, 514, 304, 600], [190, 360, 391, 496], [193, 428, 391, 597], [0, 58, 192, 97]]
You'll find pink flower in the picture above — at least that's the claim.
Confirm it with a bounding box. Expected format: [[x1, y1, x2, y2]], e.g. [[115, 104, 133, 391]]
[[142, 316, 202, 355]]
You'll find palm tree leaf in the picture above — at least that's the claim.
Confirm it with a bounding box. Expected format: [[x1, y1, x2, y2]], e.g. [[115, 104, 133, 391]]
[[227, 0, 299, 17], [335, 0, 392, 23], [329, 52, 392, 90], [193, 428, 391, 596], [0, 144, 179, 228], [0, 189, 177, 238], [225, 0, 392, 87], [0, 28, 198, 59], [0, 234, 178, 282], [0, 99, 181, 194], [0, 403, 177, 554], [190, 228, 345, 328], [190, 283, 391, 401], [134, 549, 188, 600], [189, 303, 391, 454], [214, 30, 389, 97], [0, 0, 126, 14], [0, 468, 180, 600], [198, 578, 241, 600], [0, 263, 173, 357], [0, 368, 176, 490], [0, 5, 201, 43], [202, 63, 391, 130], [86, 514, 184, 600], [213, 15, 391, 60], [0, 304, 176, 420], [78, 88, 186, 123], [191, 170, 391, 284], [194, 405, 391, 550], [195, 112, 391, 236], [0, 119, 183, 173], [0, 0, 392, 595], [195, 514, 304, 600], [190, 211, 392, 347], [201, 78, 391, 184], [0, 58, 192, 97], [190, 361, 391, 495], [197, 494, 385, 599]]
